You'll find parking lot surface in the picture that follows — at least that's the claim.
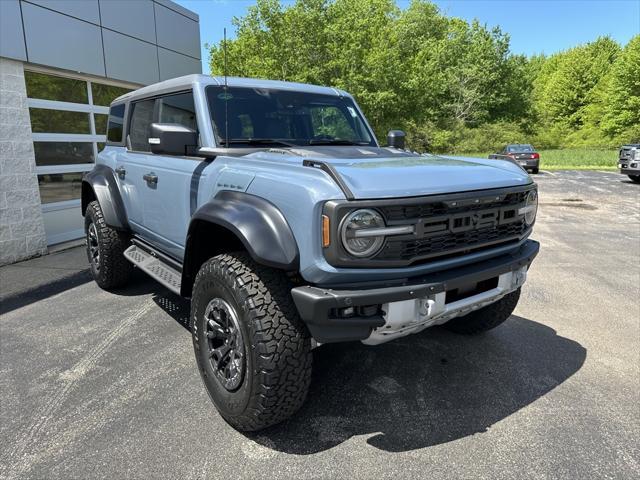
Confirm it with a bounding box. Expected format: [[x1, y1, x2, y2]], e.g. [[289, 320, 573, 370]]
[[1, 170, 638, 479]]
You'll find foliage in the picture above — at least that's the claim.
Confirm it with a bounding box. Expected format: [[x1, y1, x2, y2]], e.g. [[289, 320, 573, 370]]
[[461, 149, 618, 170], [209, 0, 638, 153]]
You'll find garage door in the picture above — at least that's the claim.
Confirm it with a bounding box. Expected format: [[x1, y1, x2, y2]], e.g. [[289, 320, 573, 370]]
[[24, 67, 137, 245]]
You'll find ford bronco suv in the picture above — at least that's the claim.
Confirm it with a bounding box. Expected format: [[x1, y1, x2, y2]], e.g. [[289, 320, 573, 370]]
[[618, 144, 640, 183], [82, 75, 539, 431]]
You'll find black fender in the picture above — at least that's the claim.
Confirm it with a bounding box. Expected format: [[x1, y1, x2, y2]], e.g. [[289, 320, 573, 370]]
[[81, 164, 129, 230], [182, 191, 299, 292]]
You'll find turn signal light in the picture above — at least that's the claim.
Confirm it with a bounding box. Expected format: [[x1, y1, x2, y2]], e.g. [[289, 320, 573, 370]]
[[322, 215, 330, 247]]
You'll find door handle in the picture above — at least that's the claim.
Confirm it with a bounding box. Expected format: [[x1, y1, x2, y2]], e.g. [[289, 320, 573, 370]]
[[115, 166, 126, 179], [143, 172, 158, 185]]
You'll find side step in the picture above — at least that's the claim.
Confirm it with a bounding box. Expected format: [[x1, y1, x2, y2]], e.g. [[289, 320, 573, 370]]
[[123, 245, 181, 295]]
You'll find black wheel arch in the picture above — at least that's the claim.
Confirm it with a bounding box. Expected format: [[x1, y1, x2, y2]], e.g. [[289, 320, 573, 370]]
[[181, 191, 300, 297], [81, 165, 129, 230]]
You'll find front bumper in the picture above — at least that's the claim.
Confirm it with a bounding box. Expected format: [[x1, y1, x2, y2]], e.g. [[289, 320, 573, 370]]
[[619, 161, 640, 174], [291, 239, 540, 343]]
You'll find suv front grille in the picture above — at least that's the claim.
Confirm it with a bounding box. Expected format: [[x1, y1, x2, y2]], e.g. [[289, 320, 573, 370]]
[[322, 186, 534, 268], [378, 219, 527, 262], [379, 191, 528, 222], [376, 189, 530, 265]]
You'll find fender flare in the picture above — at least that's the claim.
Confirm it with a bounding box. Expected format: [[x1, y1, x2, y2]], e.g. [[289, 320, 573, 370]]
[[185, 190, 299, 273], [81, 164, 129, 230]]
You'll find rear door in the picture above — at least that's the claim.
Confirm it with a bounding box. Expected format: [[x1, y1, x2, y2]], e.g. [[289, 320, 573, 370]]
[[114, 99, 157, 230]]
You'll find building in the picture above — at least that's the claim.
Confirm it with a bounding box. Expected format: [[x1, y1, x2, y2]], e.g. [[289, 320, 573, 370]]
[[0, 0, 201, 265]]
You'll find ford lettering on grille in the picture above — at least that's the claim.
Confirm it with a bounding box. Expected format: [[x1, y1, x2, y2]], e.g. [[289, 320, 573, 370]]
[[418, 206, 520, 238]]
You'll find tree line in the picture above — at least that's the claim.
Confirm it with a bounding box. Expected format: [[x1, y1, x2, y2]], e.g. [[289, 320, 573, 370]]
[[209, 0, 639, 153]]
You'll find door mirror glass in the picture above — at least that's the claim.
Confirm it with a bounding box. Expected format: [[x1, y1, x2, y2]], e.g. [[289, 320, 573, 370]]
[[387, 130, 406, 150], [149, 123, 198, 156]]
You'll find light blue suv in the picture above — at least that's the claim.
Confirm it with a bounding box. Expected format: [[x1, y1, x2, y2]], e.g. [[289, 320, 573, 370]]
[[82, 74, 539, 431]]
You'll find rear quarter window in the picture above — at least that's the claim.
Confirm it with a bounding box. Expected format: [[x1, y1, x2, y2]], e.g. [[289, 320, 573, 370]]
[[106, 103, 126, 143]]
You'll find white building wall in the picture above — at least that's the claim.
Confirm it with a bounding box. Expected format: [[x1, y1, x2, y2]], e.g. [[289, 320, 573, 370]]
[[0, 58, 47, 265]]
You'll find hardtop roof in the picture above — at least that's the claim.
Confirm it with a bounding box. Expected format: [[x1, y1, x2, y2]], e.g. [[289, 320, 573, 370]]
[[112, 74, 349, 104]]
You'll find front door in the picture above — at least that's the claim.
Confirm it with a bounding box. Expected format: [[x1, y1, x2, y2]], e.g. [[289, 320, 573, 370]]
[[123, 91, 203, 260]]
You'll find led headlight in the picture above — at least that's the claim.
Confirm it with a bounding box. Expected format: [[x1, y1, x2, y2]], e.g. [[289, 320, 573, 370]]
[[523, 189, 538, 226], [340, 209, 385, 257]]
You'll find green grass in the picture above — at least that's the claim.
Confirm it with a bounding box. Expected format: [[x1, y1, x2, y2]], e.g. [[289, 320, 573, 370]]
[[458, 149, 618, 170]]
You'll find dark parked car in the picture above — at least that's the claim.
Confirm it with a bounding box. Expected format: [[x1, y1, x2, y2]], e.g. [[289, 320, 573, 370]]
[[489, 144, 540, 174]]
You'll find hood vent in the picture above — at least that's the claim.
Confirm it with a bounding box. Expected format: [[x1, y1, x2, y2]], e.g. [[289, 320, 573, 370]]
[[302, 159, 355, 200]]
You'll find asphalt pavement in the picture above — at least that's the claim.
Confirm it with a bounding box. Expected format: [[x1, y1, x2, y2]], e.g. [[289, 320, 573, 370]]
[[1, 170, 638, 479]]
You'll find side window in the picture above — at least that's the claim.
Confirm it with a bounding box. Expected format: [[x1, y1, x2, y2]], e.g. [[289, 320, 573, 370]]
[[106, 103, 126, 143], [158, 91, 197, 130], [128, 99, 155, 151]]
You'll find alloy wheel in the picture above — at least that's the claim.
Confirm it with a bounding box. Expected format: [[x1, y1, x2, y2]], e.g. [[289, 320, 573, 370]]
[[204, 298, 246, 391]]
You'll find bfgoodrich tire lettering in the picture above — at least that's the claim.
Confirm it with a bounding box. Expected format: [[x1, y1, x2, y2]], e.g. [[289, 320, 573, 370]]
[[444, 288, 521, 334], [84, 200, 133, 290], [191, 252, 312, 431]]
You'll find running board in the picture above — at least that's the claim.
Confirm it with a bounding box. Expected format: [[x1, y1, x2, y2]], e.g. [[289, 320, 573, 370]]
[[123, 245, 181, 295]]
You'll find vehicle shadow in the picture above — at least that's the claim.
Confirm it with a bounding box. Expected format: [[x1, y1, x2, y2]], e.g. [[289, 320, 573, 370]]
[[108, 271, 192, 330], [246, 316, 586, 454]]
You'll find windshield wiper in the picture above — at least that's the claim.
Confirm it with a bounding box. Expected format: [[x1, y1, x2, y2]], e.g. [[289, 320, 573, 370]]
[[220, 138, 297, 147], [308, 139, 370, 146]]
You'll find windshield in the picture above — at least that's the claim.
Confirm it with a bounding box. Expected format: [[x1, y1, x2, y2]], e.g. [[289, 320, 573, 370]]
[[507, 144, 534, 152], [206, 86, 375, 147]]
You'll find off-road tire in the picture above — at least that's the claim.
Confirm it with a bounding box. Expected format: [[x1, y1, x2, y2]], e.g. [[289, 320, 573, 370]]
[[191, 252, 312, 431], [628, 175, 640, 183], [531, 168, 539, 174], [84, 200, 133, 290], [444, 288, 521, 335]]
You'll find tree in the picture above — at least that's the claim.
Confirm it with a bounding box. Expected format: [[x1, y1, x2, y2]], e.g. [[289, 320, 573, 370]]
[[532, 37, 620, 130], [600, 35, 640, 141], [208, 1, 632, 152]]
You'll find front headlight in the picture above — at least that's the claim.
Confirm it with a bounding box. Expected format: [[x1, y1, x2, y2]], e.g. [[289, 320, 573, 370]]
[[523, 189, 538, 226], [340, 209, 385, 257], [634, 149, 640, 160]]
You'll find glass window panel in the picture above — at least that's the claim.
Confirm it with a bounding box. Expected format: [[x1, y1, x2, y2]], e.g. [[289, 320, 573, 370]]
[[30, 108, 90, 134], [107, 104, 125, 142], [33, 142, 94, 167], [158, 92, 197, 130], [94, 113, 108, 135], [37, 172, 83, 204], [97, 142, 105, 152], [129, 99, 155, 151], [25, 71, 88, 103], [310, 106, 359, 140], [92, 82, 132, 106]]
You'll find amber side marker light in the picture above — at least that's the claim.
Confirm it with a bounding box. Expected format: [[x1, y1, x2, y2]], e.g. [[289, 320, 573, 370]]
[[322, 215, 330, 247]]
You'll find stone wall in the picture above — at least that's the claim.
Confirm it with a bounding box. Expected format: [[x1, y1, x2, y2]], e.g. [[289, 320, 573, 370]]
[[0, 57, 47, 265]]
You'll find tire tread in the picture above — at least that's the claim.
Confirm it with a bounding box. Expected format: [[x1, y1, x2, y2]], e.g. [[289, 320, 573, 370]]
[[85, 200, 132, 289], [192, 252, 312, 431]]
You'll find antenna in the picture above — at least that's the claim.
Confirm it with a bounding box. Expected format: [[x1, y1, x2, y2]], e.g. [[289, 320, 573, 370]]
[[223, 27, 229, 148]]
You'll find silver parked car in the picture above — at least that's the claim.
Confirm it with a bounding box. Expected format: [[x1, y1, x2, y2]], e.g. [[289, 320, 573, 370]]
[[618, 144, 640, 183]]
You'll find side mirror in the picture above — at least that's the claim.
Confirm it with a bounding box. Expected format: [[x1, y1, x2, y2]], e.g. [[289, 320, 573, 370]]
[[387, 130, 406, 150], [149, 123, 198, 156]]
